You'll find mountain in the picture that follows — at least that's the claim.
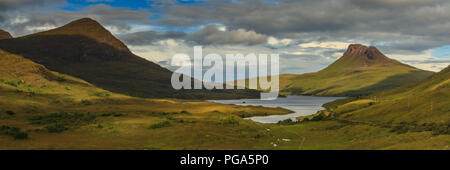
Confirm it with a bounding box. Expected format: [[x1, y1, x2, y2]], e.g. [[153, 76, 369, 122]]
[[277, 44, 434, 96], [0, 29, 12, 40], [0, 18, 258, 99], [28, 18, 130, 52]]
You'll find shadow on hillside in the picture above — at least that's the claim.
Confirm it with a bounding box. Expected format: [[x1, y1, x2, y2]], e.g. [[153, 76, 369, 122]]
[[337, 70, 434, 97]]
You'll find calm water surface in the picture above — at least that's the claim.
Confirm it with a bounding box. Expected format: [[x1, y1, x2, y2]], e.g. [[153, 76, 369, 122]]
[[209, 96, 344, 123]]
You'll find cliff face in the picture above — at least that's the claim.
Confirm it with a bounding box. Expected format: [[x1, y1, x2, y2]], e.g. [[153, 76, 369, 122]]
[[343, 44, 391, 64], [326, 44, 397, 70]]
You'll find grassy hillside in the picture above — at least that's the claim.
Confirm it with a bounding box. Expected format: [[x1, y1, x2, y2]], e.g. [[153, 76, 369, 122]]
[[353, 65, 449, 124], [278, 44, 434, 96], [0, 49, 116, 100], [318, 65, 449, 136], [0, 18, 258, 99]]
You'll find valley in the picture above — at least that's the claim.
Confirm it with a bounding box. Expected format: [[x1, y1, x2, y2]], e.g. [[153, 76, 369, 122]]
[[0, 18, 448, 150]]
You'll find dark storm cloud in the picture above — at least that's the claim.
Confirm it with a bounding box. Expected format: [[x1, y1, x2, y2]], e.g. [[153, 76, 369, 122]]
[[119, 24, 268, 46], [4, 0, 450, 52], [158, 0, 365, 33], [158, 5, 208, 27], [154, 0, 450, 53], [0, 0, 64, 22], [1, 4, 150, 36], [57, 4, 151, 29], [349, 0, 445, 7], [187, 24, 267, 45], [0, 0, 64, 10]]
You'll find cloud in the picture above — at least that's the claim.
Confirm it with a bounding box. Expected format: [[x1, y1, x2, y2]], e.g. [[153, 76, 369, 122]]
[[187, 24, 268, 45], [119, 24, 268, 46], [0, 0, 64, 22], [267, 37, 293, 46], [298, 41, 351, 50], [349, 0, 445, 7], [155, 0, 450, 53], [1, 4, 151, 36], [0, 0, 64, 10], [118, 30, 186, 46]]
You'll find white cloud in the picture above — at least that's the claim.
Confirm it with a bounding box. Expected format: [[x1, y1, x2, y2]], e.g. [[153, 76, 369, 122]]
[[10, 16, 29, 24], [389, 49, 450, 72], [268, 36, 293, 46], [407, 63, 448, 72], [188, 24, 268, 45], [157, 39, 179, 47], [24, 23, 56, 32], [217, 25, 226, 31], [298, 41, 351, 50]]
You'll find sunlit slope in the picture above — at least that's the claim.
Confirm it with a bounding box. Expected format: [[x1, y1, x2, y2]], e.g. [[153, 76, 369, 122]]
[[278, 44, 433, 96], [0, 49, 118, 101], [325, 65, 449, 127]]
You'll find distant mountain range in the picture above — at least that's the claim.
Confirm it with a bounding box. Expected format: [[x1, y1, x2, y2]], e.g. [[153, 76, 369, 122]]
[[277, 44, 434, 96], [0, 18, 258, 99]]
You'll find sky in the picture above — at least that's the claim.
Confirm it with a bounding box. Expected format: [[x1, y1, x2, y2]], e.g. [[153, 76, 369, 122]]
[[1, 0, 450, 74]]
